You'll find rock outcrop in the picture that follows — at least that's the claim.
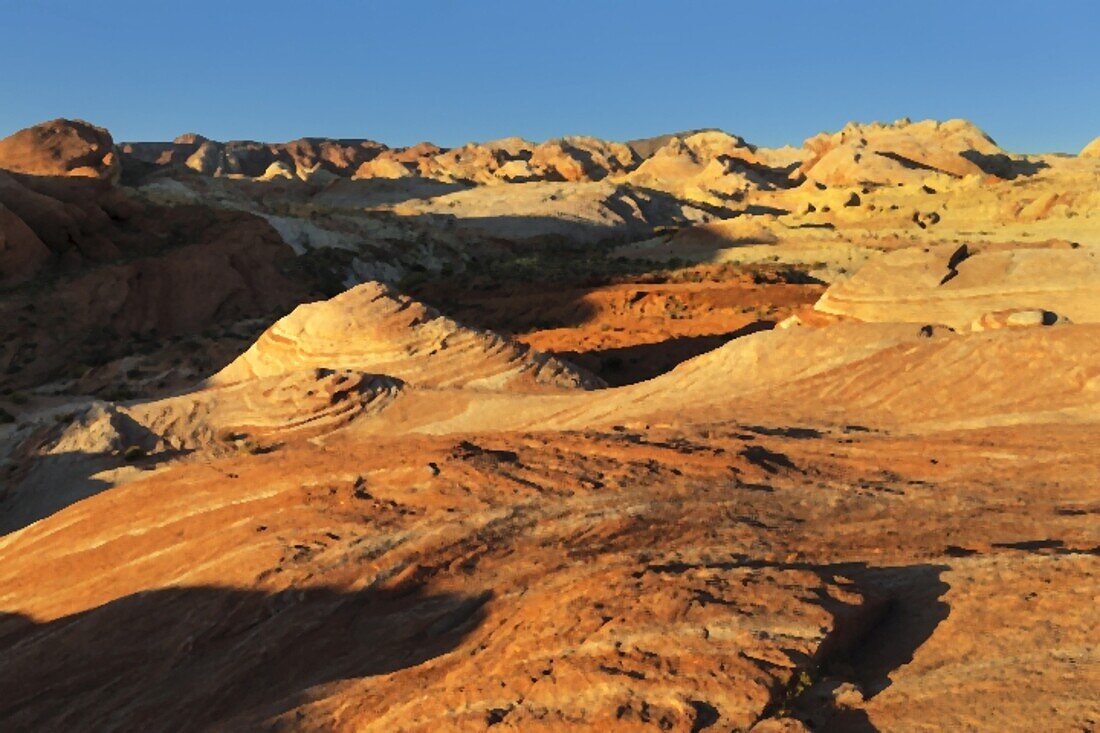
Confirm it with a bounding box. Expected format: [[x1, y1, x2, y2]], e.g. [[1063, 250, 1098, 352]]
[[124, 135, 388, 180], [0, 119, 119, 181], [623, 130, 794, 203], [413, 136, 638, 185], [0, 171, 305, 386], [797, 118, 1010, 186], [0, 199, 52, 283], [2, 114, 1099, 733], [212, 281, 603, 391], [385, 179, 713, 244], [814, 242, 1100, 329], [1080, 136, 1100, 158]]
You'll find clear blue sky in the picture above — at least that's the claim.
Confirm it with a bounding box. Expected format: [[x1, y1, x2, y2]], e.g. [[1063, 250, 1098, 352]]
[[1, 1, 1096, 153]]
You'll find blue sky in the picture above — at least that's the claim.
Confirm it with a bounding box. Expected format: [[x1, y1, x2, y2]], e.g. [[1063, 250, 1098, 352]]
[[1, 1, 1097, 153]]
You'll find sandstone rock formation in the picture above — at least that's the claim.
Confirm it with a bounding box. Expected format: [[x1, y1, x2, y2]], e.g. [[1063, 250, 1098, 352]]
[[0, 170, 305, 385], [0, 119, 119, 181], [622, 130, 794, 204], [353, 156, 414, 179], [814, 242, 1100, 329], [212, 281, 601, 391], [123, 135, 388, 181], [2, 317, 1096, 729], [527, 136, 637, 182], [1, 115, 1098, 733], [0, 198, 51, 283], [797, 118, 1009, 186], [414, 136, 638, 185], [384, 180, 713, 244]]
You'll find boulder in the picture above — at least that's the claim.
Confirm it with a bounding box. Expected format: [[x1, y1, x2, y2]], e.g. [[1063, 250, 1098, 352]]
[[0, 119, 119, 182]]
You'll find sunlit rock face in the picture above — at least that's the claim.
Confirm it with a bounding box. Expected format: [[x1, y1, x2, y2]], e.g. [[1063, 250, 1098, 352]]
[[1, 115, 1099, 732]]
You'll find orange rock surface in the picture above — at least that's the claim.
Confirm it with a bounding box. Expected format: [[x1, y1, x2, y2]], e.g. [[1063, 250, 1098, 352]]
[[0, 119, 119, 181], [0, 116, 1097, 732]]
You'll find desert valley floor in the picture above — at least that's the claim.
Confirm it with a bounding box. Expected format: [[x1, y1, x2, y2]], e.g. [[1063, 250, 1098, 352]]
[[0, 118, 1097, 731]]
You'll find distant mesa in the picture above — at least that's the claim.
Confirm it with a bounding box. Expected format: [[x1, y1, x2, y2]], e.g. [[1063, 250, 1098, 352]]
[[4, 116, 1073, 199], [120, 132, 390, 180]]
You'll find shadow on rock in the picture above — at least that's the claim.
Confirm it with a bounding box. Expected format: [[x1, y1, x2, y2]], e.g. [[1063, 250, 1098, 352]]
[[788, 562, 951, 732], [0, 584, 489, 730], [1, 428, 186, 536], [960, 150, 1049, 180], [648, 558, 951, 732], [560, 321, 775, 386]]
